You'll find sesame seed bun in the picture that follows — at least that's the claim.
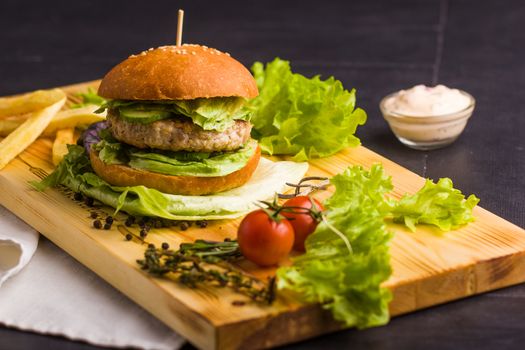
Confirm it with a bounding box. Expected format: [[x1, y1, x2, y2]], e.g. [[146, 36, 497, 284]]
[[89, 144, 262, 196], [98, 44, 258, 100]]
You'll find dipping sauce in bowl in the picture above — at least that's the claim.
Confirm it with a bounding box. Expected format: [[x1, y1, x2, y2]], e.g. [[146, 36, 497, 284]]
[[380, 85, 475, 150]]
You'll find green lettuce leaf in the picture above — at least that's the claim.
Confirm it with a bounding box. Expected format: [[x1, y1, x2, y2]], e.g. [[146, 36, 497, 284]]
[[71, 88, 107, 109], [94, 132, 257, 177], [171, 98, 249, 131], [99, 97, 249, 131], [389, 178, 480, 232], [277, 164, 393, 329], [127, 141, 257, 177], [247, 58, 367, 161], [32, 145, 308, 220], [277, 165, 479, 329]]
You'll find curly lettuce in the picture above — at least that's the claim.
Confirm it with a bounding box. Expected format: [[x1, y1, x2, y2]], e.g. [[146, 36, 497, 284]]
[[277, 165, 393, 329], [247, 58, 367, 161], [277, 164, 479, 329], [98, 97, 249, 132], [171, 97, 249, 131], [389, 178, 480, 232]]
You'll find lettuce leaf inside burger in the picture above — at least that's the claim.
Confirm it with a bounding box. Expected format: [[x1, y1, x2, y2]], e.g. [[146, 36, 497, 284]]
[[89, 44, 261, 195]]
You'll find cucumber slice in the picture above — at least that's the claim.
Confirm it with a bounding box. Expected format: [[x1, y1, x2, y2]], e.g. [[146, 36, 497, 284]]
[[119, 107, 172, 124]]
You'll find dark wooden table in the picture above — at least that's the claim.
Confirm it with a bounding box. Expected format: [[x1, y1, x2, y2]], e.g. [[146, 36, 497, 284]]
[[1, 0, 524, 349]]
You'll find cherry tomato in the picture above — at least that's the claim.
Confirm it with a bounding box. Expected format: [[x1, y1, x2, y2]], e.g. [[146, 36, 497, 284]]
[[281, 196, 325, 251], [237, 209, 294, 267]]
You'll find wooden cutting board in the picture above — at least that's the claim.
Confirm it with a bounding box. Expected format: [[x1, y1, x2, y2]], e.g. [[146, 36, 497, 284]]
[[1, 81, 525, 350]]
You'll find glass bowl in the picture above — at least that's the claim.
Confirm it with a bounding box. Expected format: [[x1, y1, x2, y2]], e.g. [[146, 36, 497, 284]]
[[379, 90, 475, 150]]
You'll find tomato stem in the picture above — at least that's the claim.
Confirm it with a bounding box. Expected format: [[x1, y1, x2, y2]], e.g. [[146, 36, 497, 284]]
[[258, 195, 324, 223], [255, 202, 283, 223]]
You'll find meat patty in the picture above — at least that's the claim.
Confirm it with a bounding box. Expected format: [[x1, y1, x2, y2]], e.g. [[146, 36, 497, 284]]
[[107, 111, 252, 152]]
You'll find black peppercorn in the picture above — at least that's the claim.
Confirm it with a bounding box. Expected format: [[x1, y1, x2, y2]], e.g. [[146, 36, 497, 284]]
[[148, 243, 155, 249], [74, 192, 83, 201], [84, 196, 94, 207], [196, 220, 208, 228], [125, 217, 135, 227], [93, 219, 102, 229], [125, 233, 132, 241], [90, 212, 98, 219], [140, 229, 147, 238], [161, 242, 169, 250], [179, 221, 189, 231], [103, 223, 111, 230], [105, 216, 114, 224]]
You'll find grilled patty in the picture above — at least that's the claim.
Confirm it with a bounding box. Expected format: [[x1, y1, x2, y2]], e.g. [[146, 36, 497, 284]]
[[107, 111, 252, 152]]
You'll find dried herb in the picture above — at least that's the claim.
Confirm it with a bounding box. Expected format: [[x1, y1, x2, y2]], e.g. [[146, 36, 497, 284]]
[[137, 240, 275, 304], [278, 176, 329, 199]]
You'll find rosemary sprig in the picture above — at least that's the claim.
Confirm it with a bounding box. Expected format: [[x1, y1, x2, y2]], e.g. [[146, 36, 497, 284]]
[[137, 240, 276, 304], [278, 176, 330, 199]]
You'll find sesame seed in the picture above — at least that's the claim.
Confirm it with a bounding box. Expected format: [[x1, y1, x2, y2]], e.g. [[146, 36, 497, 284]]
[[191, 51, 196, 55], [225, 52, 230, 56]]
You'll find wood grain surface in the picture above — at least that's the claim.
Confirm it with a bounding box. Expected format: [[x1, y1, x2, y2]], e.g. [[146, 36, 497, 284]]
[[1, 81, 524, 350]]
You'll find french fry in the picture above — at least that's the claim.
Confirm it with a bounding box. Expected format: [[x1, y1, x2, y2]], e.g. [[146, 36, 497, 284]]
[[0, 119, 24, 136], [0, 92, 66, 170], [43, 105, 106, 137], [52, 128, 75, 165], [0, 105, 106, 137], [0, 89, 65, 118]]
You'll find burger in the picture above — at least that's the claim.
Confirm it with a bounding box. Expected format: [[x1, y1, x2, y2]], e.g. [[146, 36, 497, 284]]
[[90, 44, 260, 196]]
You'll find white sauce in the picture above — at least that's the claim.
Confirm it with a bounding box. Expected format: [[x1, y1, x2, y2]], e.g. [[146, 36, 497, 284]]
[[384, 84, 471, 117]]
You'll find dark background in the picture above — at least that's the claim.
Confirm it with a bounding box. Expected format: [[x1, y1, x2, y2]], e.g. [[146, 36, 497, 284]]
[[1, 0, 524, 349]]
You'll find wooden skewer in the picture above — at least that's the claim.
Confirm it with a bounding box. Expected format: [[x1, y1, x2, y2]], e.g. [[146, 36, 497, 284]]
[[176, 9, 184, 46]]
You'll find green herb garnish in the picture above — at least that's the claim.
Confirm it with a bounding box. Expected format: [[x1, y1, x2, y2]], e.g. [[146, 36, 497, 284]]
[[137, 240, 275, 304], [71, 88, 106, 108]]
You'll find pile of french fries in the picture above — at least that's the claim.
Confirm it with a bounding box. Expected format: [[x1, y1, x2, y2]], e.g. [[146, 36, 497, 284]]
[[0, 88, 106, 170]]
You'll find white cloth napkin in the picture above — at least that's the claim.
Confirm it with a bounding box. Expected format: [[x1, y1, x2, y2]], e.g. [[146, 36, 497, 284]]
[[0, 205, 184, 350]]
